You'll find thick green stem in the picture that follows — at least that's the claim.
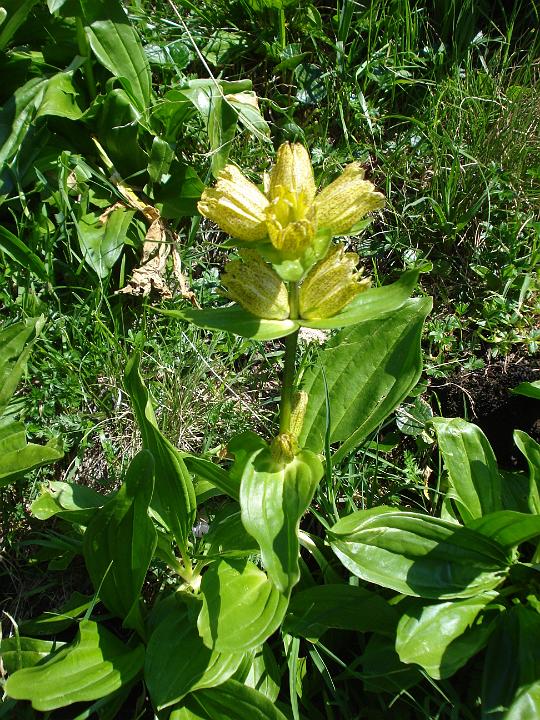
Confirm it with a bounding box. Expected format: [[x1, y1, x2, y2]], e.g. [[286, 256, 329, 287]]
[[279, 283, 299, 434]]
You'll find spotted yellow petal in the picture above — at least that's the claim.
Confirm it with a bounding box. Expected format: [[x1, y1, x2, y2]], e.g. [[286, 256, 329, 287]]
[[198, 165, 269, 241], [299, 243, 371, 320], [314, 163, 385, 236], [268, 143, 316, 208], [221, 250, 290, 320]]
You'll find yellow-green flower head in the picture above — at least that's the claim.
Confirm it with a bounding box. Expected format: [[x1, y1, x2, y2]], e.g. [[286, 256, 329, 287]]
[[220, 250, 290, 320], [197, 143, 384, 264], [298, 243, 371, 320]]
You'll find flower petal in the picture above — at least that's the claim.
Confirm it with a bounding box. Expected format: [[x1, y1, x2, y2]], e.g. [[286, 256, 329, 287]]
[[221, 250, 290, 320], [314, 163, 385, 236], [299, 243, 371, 320], [198, 165, 269, 241], [268, 143, 316, 207]]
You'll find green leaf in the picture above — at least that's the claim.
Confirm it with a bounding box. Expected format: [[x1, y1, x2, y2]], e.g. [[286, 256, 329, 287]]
[[80, 0, 151, 111], [31, 481, 107, 523], [361, 635, 422, 694], [514, 430, 540, 514], [198, 559, 289, 652], [0, 637, 65, 674], [302, 268, 421, 330], [77, 207, 135, 279], [19, 592, 93, 636], [124, 350, 196, 553], [240, 447, 323, 594], [154, 305, 299, 341], [0, 423, 64, 485], [300, 298, 431, 462], [329, 508, 510, 599], [432, 417, 503, 524], [511, 380, 540, 400], [201, 507, 259, 560], [0, 225, 48, 281], [0, 77, 47, 167], [145, 594, 243, 711], [35, 71, 83, 120], [83, 450, 157, 634], [5, 620, 144, 711], [184, 455, 239, 501], [482, 606, 540, 719], [396, 593, 499, 679], [504, 681, 540, 720], [171, 680, 289, 720], [468, 511, 540, 549], [154, 160, 204, 220], [241, 645, 281, 702], [283, 584, 399, 639], [0, 0, 40, 51], [0, 316, 44, 416]]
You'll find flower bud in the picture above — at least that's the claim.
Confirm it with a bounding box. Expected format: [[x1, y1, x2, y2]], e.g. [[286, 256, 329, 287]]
[[221, 250, 290, 320], [299, 243, 371, 320]]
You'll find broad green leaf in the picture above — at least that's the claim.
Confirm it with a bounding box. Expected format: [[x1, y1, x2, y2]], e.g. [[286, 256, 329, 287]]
[[171, 680, 289, 720], [500, 469, 535, 514], [242, 645, 281, 702], [124, 350, 196, 553], [35, 71, 83, 120], [80, 0, 151, 111], [396, 593, 499, 679], [154, 305, 298, 341], [184, 455, 239, 501], [514, 430, 540, 514], [198, 559, 289, 652], [201, 507, 259, 560], [240, 447, 323, 594], [302, 268, 421, 330], [432, 417, 502, 524], [94, 88, 147, 177], [482, 606, 540, 720], [148, 135, 174, 184], [0, 0, 40, 50], [153, 160, 204, 220], [19, 592, 93, 636], [0, 637, 65, 674], [0, 423, 63, 485], [0, 77, 47, 167], [300, 298, 431, 461], [31, 481, 107, 523], [77, 207, 135, 278], [504, 681, 540, 720], [283, 584, 399, 639], [83, 450, 157, 634], [360, 635, 422, 694], [329, 508, 511, 599], [5, 620, 144, 711], [226, 91, 271, 142], [145, 594, 243, 710], [0, 225, 48, 281], [511, 380, 540, 400], [468, 511, 540, 549], [0, 316, 44, 416]]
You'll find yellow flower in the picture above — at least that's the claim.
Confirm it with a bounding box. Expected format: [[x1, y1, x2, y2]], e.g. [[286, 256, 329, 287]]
[[314, 163, 385, 236], [298, 243, 371, 320], [197, 165, 268, 242], [197, 143, 384, 263], [220, 250, 290, 320]]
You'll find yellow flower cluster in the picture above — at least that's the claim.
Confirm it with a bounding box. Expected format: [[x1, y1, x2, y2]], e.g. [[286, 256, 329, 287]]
[[198, 143, 385, 320]]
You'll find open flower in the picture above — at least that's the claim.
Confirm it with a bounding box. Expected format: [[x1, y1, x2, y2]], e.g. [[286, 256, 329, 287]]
[[197, 143, 384, 267], [298, 243, 371, 320]]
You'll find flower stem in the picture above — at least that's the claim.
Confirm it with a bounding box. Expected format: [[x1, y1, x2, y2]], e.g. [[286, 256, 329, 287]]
[[279, 283, 299, 434]]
